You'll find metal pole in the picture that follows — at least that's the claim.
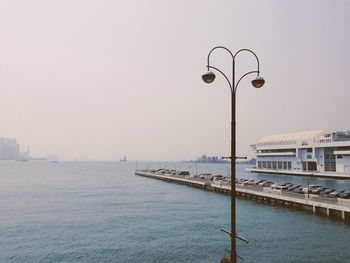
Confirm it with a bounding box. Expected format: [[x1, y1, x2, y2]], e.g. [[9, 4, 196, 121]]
[[204, 47, 262, 263], [308, 174, 310, 199], [231, 60, 236, 263]]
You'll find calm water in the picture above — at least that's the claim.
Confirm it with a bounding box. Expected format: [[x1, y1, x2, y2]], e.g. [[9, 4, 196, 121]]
[[0, 161, 350, 263]]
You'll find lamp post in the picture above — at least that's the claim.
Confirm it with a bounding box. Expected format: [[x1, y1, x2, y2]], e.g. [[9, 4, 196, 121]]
[[225, 166, 230, 177], [308, 173, 312, 199], [202, 47, 264, 263], [188, 165, 193, 176]]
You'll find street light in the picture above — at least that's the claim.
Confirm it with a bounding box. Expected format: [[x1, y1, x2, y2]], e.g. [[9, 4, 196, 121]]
[[225, 166, 230, 177], [308, 173, 312, 199], [188, 165, 193, 176], [202, 46, 264, 263]]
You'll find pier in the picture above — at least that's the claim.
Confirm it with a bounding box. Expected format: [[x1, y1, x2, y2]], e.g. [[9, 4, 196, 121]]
[[136, 171, 207, 189], [247, 167, 350, 179], [135, 170, 350, 223]]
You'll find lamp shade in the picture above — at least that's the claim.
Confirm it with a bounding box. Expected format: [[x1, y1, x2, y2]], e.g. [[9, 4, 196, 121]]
[[202, 71, 216, 84], [251, 76, 265, 88]]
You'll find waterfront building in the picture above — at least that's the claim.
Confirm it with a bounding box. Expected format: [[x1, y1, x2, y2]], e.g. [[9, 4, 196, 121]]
[[250, 130, 350, 177]]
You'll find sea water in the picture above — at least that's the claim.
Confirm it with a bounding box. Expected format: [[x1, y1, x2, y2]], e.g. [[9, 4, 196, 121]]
[[0, 161, 349, 263]]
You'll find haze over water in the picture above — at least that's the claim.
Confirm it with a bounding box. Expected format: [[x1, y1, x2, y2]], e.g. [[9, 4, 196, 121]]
[[1, 161, 349, 263], [1, 1, 349, 161]]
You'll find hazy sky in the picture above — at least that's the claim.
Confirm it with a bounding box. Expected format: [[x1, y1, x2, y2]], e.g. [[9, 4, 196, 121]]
[[0, 0, 349, 161]]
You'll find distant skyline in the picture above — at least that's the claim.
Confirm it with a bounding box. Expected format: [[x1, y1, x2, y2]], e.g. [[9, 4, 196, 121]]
[[0, 138, 30, 161], [1, 1, 349, 160]]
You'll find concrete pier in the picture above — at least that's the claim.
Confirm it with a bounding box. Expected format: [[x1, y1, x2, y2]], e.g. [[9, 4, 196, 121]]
[[136, 171, 206, 189], [135, 170, 350, 223], [247, 167, 350, 179]]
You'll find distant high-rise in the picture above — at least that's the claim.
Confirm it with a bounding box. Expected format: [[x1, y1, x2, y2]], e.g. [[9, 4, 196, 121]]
[[0, 138, 30, 160]]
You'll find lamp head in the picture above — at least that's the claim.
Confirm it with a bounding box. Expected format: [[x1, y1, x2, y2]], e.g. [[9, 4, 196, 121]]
[[251, 76, 265, 88], [202, 71, 216, 84]]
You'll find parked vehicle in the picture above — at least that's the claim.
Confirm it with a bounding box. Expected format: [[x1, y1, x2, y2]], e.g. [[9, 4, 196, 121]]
[[293, 187, 304, 194], [241, 179, 256, 186], [222, 178, 230, 184], [259, 181, 274, 187], [311, 187, 328, 195], [329, 190, 345, 197], [287, 184, 302, 191], [212, 175, 224, 184], [213, 175, 224, 180], [340, 191, 350, 199], [177, 171, 190, 176], [247, 180, 260, 185], [254, 180, 266, 185], [197, 173, 211, 179], [320, 193, 337, 199], [319, 188, 335, 195], [282, 183, 294, 187], [156, 169, 166, 175], [270, 184, 289, 191], [237, 179, 248, 185], [238, 178, 248, 184], [302, 185, 322, 193]]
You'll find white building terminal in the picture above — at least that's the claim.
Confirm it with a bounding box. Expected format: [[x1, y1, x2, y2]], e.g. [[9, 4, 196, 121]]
[[249, 130, 350, 178]]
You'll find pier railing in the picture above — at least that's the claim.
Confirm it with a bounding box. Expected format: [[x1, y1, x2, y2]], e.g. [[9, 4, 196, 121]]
[[236, 185, 350, 208]]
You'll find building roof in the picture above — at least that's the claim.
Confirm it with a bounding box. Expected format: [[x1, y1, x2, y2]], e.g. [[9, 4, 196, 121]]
[[257, 130, 326, 146]]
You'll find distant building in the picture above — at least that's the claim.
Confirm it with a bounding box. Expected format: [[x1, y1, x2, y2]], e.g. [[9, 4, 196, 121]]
[[195, 154, 228, 163], [251, 130, 350, 177], [0, 138, 30, 161]]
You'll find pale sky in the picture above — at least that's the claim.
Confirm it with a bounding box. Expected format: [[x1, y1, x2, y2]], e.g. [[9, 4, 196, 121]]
[[0, 0, 349, 161]]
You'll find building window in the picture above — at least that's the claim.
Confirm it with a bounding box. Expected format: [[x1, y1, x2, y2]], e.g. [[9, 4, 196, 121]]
[[337, 155, 343, 159], [258, 161, 262, 168], [272, 161, 277, 169], [278, 161, 282, 169], [263, 161, 266, 168], [307, 148, 312, 153], [324, 148, 336, 172], [267, 161, 272, 169], [288, 162, 292, 170], [283, 161, 287, 170]]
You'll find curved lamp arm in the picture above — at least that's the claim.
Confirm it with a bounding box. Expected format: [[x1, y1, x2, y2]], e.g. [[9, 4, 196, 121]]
[[205, 47, 262, 94], [208, 65, 233, 93], [206, 46, 234, 69], [234, 70, 259, 93], [233, 49, 260, 75]]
